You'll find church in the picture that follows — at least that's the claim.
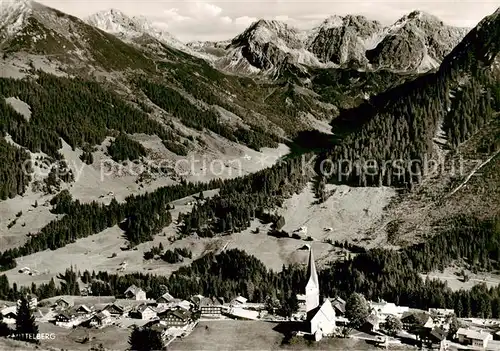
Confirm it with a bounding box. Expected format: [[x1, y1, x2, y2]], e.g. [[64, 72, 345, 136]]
[[304, 246, 336, 341]]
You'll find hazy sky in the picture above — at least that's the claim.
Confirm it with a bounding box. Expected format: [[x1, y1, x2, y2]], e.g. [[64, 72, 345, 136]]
[[39, 0, 500, 42]]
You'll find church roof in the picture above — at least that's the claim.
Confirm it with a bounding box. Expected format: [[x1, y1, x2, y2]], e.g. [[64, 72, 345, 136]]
[[310, 299, 336, 324], [306, 247, 319, 290]]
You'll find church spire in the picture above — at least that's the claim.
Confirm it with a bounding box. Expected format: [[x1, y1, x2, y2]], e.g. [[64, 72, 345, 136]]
[[305, 246, 320, 313], [306, 246, 319, 289]]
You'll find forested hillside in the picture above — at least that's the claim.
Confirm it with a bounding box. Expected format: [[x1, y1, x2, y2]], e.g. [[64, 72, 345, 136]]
[[0, 153, 311, 270], [320, 9, 500, 188]]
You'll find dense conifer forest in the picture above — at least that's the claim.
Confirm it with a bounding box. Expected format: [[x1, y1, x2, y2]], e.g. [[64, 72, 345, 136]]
[[107, 133, 147, 162], [0, 154, 310, 270], [319, 18, 500, 188]]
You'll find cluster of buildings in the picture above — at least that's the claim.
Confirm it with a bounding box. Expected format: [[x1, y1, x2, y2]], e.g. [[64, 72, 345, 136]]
[[288, 247, 500, 349], [5, 248, 500, 350]]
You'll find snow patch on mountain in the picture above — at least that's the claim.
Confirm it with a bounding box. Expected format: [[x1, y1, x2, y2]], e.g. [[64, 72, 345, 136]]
[[86, 9, 216, 61], [0, 0, 33, 36]]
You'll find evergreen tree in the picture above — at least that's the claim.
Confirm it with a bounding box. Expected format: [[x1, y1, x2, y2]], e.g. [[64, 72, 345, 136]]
[[129, 327, 164, 351], [15, 296, 39, 343]]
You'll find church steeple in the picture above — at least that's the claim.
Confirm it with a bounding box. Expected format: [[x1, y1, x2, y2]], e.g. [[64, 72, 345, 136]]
[[305, 246, 320, 313]]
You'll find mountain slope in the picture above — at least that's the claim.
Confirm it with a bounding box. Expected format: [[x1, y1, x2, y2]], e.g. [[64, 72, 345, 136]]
[[217, 19, 321, 75], [367, 10, 469, 72], [307, 15, 383, 66], [321, 7, 500, 189], [85, 9, 215, 61], [0, 0, 155, 72], [212, 11, 467, 75]]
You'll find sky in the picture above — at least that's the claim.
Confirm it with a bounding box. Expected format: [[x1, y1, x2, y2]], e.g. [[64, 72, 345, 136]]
[[39, 0, 500, 42]]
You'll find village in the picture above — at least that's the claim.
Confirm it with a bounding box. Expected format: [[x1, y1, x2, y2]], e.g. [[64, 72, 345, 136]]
[[2, 248, 500, 350]]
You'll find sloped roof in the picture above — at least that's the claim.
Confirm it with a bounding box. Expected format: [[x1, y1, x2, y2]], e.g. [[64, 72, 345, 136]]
[[457, 328, 492, 341], [430, 327, 447, 341], [138, 304, 155, 313], [157, 292, 175, 303], [93, 310, 111, 321], [75, 304, 91, 313], [310, 299, 336, 324], [125, 284, 145, 296], [104, 303, 124, 313]]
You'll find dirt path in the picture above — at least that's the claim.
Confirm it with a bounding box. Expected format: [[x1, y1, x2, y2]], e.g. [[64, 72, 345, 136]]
[[448, 149, 500, 197]]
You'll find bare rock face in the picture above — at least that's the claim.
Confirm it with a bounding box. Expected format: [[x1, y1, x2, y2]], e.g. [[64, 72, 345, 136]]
[[307, 15, 383, 66], [218, 19, 320, 74], [366, 11, 469, 72]]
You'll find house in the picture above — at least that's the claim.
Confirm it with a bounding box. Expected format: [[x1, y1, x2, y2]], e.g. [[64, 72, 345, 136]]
[[1, 306, 17, 324], [191, 296, 222, 318], [17, 294, 37, 310], [103, 303, 125, 317], [158, 309, 192, 327], [370, 301, 409, 321], [200, 298, 222, 318], [401, 311, 434, 331], [361, 314, 380, 333], [428, 308, 454, 317], [176, 300, 193, 311], [157, 292, 176, 304], [456, 328, 493, 348], [54, 312, 81, 328], [232, 296, 248, 306], [124, 285, 147, 300], [52, 297, 74, 311], [136, 305, 157, 320], [75, 305, 92, 315], [90, 310, 112, 328], [330, 297, 346, 316]]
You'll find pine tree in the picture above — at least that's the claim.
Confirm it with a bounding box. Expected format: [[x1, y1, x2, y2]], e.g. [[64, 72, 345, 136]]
[[15, 296, 39, 343], [129, 327, 165, 351]]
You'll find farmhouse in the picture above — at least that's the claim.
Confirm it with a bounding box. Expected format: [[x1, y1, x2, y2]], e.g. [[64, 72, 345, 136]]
[[1, 306, 17, 324], [103, 303, 125, 317], [370, 301, 409, 320], [75, 304, 92, 315], [124, 285, 147, 300], [158, 309, 192, 328], [401, 311, 433, 330], [52, 297, 74, 311], [136, 304, 157, 320], [90, 310, 112, 328]]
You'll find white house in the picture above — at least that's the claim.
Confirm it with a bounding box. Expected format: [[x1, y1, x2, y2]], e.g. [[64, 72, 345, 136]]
[[233, 296, 248, 306], [456, 328, 492, 348], [17, 294, 37, 310], [370, 301, 409, 321], [90, 310, 112, 328], [1, 306, 17, 324], [137, 305, 157, 320], [124, 285, 147, 300]]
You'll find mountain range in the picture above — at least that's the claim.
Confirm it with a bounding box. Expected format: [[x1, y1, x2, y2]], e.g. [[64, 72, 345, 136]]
[[84, 7, 469, 74]]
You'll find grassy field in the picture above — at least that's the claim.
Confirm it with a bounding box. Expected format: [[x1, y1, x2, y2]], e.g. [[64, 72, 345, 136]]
[[169, 321, 400, 351]]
